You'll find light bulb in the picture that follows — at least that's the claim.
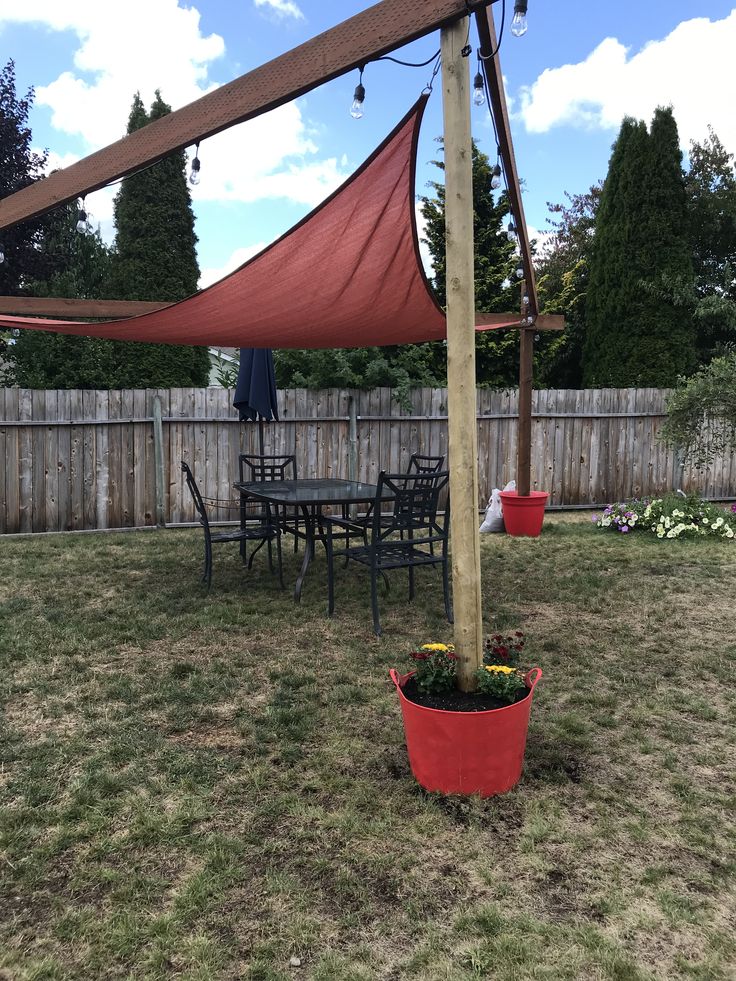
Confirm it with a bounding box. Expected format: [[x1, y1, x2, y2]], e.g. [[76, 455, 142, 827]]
[[76, 210, 88, 234], [189, 156, 201, 186], [491, 163, 502, 190], [515, 266, 524, 279], [523, 294, 529, 306], [507, 222, 517, 243], [511, 0, 528, 37], [350, 82, 365, 119], [473, 72, 485, 107], [0, 245, 4, 264]]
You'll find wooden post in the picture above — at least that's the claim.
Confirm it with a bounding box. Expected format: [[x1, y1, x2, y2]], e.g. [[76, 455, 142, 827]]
[[348, 394, 358, 518], [153, 396, 166, 527], [441, 19, 483, 692], [517, 283, 534, 497]]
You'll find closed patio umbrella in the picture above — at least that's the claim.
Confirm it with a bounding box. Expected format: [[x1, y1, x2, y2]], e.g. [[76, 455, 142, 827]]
[[233, 347, 279, 455]]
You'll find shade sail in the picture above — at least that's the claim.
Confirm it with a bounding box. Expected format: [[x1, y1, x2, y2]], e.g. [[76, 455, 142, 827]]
[[0, 96, 521, 349]]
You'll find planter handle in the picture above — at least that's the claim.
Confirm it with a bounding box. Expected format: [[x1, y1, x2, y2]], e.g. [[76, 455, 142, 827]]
[[389, 668, 402, 692], [524, 667, 543, 691]]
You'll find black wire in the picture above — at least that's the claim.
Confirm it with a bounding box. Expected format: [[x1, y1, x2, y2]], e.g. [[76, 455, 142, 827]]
[[478, 0, 506, 61], [376, 49, 440, 68]]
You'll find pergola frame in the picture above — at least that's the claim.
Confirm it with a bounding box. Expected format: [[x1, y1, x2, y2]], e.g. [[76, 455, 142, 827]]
[[0, 0, 562, 678]]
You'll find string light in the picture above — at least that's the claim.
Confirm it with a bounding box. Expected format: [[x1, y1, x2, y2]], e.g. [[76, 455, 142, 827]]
[[473, 70, 485, 107], [491, 162, 502, 190], [189, 143, 201, 186], [507, 221, 517, 243], [511, 0, 529, 37], [515, 265, 524, 279], [0, 243, 5, 264], [350, 66, 365, 119]]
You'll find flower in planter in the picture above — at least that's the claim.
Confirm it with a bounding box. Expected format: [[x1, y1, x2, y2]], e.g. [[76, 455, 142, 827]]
[[409, 643, 457, 693], [476, 663, 526, 703], [484, 630, 525, 668]]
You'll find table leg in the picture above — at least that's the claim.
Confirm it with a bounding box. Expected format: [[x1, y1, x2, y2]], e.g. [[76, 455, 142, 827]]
[[294, 505, 315, 602]]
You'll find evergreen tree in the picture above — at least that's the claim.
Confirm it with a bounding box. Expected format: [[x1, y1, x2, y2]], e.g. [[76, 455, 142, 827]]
[[419, 139, 518, 386], [583, 109, 696, 387], [535, 185, 601, 388], [0, 60, 56, 295], [105, 91, 210, 387], [8, 203, 117, 388], [685, 127, 736, 360]]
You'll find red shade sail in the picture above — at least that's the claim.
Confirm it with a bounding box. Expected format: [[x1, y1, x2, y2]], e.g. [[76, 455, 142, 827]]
[[0, 96, 520, 348]]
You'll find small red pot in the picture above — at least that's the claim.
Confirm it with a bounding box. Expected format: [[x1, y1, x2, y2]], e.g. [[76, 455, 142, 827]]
[[389, 667, 542, 797], [500, 490, 549, 537]]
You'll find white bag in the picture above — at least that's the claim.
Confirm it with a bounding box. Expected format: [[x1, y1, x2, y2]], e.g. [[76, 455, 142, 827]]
[[480, 488, 504, 533], [479, 480, 516, 534]]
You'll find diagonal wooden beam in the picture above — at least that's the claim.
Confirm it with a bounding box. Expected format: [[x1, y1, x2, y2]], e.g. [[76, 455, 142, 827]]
[[0, 0, 495, 233], [474, 4, 538, 318]]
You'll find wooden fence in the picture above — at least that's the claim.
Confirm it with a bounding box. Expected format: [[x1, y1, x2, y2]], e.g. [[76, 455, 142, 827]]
[[1, 386, 735, 535]]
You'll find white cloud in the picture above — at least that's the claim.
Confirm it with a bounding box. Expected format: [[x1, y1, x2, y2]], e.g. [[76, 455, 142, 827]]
[[519, 11, 736, 155], [199, 243, 268, 289], [2, 1, 345, 209], [253, 0, 304, 21]]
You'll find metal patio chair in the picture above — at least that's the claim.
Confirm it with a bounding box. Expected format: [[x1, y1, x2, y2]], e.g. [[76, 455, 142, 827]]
[[238, 453, 303, 551], [181, 461, 283, 589], [323, 469, 452, 636]]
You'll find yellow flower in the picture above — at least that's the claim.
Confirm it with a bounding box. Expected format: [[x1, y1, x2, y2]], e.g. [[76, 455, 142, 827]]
[[421, 643, 450, 652], [485, 664, 516, 675]]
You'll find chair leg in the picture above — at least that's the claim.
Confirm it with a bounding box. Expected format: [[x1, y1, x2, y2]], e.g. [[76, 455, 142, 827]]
[[204, 538, 213, 589], [371, 564, 381, 636], [275, 529, 284, 589], [326, 532, 335, 617]]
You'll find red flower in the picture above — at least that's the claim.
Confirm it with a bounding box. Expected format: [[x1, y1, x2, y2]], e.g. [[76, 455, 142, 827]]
[[409, 650, 431, 661]]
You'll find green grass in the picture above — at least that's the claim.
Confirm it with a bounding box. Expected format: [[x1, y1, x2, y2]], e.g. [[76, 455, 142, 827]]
[[1, 517, 735, 980]]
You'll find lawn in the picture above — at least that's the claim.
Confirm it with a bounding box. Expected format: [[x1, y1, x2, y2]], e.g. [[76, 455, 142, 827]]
[[0, 516, 734, 980]]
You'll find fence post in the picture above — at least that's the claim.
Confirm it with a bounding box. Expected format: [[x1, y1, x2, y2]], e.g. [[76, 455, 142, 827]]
[[153, 395, 166, 527], [348, 394, 358, 517]]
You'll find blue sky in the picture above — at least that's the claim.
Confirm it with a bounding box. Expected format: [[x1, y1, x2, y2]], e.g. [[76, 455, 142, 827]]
[[2, 0, 735, 287]]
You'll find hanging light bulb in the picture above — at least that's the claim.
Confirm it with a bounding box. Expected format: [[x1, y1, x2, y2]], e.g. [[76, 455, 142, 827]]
[[0, 244, 4, 264], [473, 71, 485, 107], [515, 265, 524, 279], [76, 199, 88, 234], [490, 163, 502, 190], [511, 0, 529, 37], [350, 66, 365, 119], [523, 294, 530, 306], [507, 221, 517, 243], [189, 144, 201, 186]]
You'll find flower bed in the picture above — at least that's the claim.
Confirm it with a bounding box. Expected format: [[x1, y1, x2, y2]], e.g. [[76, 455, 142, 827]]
[[593, 492, 736, 540]]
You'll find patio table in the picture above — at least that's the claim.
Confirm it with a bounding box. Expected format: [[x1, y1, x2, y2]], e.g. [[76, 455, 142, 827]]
[[234, 478, 393, 601]]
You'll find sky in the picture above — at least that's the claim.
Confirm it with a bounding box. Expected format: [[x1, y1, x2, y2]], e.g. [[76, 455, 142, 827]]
[[2, 0, 735, 289]]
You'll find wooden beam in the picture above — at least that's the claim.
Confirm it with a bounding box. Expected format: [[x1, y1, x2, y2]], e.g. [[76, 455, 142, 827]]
[[517, 281, 534, 496], [441, 19, 483, 691], [474, 5, 538, 317], [0, 296, 564, 328], [0, 0, 494, 232], [0, 297, 169, 318], [475, 311, 564, 331]]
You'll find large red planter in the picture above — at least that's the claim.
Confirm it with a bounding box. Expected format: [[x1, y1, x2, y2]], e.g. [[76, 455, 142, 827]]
[[500, 490, 549, 537], [389, 667, 542, 797]]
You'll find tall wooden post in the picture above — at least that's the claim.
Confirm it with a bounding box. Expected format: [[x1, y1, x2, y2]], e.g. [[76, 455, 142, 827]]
[[441, 19, 483, 691], [517, 284, 534, 497]]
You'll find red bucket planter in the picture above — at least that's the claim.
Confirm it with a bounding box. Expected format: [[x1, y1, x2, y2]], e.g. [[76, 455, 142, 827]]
[[389, 667, 542, 797], [500, 490, 549, 537]]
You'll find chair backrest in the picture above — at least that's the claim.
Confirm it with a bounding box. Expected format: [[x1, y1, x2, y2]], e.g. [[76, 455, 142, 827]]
[[373, 470, 450, 542], [181, 461, 209, 529], [239, 453, 296, 483], [407, 453, 445, 475]]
